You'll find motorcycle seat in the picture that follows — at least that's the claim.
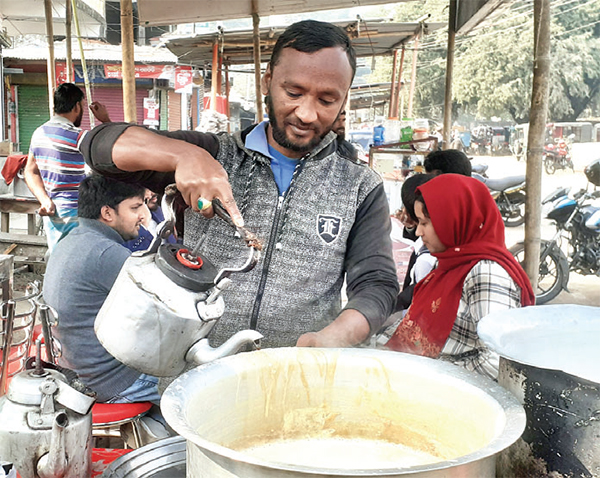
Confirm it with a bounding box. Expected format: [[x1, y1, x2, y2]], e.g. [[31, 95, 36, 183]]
[[486, 175, 526, 192]]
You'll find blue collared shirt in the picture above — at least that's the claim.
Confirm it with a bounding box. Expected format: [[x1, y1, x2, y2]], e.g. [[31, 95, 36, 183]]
[[245, 122, 299, 195]]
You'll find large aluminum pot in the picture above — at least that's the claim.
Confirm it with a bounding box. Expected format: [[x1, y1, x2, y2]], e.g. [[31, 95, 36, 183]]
[[479, 304, 600, 477], [161, 348, 525, 478]]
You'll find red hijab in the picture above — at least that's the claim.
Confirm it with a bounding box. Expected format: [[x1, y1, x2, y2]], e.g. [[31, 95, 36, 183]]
[[386, 174, 535, 357]]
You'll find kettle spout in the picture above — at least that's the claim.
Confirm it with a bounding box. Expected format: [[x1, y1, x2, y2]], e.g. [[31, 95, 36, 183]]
[[37, 412, 69, 478], [186, 330, 263, 366]]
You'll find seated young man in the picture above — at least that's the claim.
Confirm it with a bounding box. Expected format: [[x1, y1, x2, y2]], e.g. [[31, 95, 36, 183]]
[[43, 174, 160, 404]]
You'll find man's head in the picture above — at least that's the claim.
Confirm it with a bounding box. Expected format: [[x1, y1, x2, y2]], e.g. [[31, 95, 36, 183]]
[[261, 20, 356, 158], [78, 174, 147, 241], [144, 189, 160, 212], [54, 83, 85, 127], [401, 173, 437, 223], [424, 149, 472, 177], [332, 110, 347, 140]]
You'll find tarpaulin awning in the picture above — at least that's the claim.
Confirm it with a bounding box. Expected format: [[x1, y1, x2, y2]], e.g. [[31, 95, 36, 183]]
[[165, 19, 445, 66]]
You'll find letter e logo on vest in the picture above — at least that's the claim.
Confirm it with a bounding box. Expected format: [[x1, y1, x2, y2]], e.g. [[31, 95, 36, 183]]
[[317, 215, 341, 244]]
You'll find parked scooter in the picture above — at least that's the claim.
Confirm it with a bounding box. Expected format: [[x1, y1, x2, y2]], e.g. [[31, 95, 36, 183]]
[[473, 172, 526, 227], [543, 135, 574, 174], [510, 158, 600, 304]]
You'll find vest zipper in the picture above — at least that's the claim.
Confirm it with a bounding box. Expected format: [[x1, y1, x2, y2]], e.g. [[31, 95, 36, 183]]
[[249, 194, 285, 329], [249, 155, 308, 330]]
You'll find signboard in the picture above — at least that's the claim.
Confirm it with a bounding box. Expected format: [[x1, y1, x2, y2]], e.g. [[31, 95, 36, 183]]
[[143, 97, 160, 127], [55, 62, 192, 89]]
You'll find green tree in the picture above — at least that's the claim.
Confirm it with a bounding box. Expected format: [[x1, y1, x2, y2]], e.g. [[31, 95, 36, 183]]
[[367, 0, 600, 123]]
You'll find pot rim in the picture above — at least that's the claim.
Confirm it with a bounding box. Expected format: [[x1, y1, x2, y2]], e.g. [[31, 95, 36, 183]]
[[161, 348, 526, 476]]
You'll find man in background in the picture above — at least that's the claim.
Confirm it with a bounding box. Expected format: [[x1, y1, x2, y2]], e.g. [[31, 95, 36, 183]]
[[43, 174, 159, 404], [24, 83, 110, 251]]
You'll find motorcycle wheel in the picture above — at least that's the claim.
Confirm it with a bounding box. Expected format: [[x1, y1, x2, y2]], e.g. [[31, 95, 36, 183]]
[[501, 192, 526, 227], [509, 241, 568, 305], [544, 157, 556, 175]]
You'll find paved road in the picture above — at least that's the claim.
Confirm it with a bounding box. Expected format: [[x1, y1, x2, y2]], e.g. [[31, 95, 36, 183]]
[[472, 151, 600, 307]]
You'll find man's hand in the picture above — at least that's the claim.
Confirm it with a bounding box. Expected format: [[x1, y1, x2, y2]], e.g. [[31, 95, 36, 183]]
[[174, 154, 244, 227], [37, 197, 56, 216], [296, 309, 371, 348], [398, 207, 417, 229], [89, 102, 111, 123]]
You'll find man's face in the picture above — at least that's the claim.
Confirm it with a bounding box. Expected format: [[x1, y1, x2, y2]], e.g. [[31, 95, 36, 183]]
[[73, 101, 84, 127], [144, 189, 159, 212], [110, 196, 147, 241], [262, 47, 353, 158]]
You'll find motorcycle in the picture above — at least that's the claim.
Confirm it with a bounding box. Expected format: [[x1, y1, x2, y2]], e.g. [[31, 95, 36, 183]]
[[543, 136, 574, 174], [509, 158, 600, 304], [473, 172, 526, 227]]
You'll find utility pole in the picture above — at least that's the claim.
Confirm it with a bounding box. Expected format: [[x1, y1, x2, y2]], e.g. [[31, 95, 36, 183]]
[[44, 0, 56, 115], [524, 0, 552, 291], [65, 0, 73, 82], [252, 0, 263, 122], [120, 0, 137, 123], [442, 0, 457, 150]]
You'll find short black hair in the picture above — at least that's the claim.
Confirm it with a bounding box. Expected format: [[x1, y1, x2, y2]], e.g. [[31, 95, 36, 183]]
[[401, 173, 436, 222], [78, 174, 145, 219], [424, 149, 472, 177], [54, 83, 84, 114], [270, 20, 357, 80]]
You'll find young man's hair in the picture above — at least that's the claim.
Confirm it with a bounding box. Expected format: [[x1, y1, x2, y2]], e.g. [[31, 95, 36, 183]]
[[424, 149, 472, 177], [270, 20, 357, 80], [54, 83, 85, 115], [78, 174, 145, 219], [401, 173, 436, 222]]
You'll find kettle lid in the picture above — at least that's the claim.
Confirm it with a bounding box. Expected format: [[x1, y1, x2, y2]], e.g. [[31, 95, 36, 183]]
[[6, 368, 67, 406], [155, 244, 218, 292]]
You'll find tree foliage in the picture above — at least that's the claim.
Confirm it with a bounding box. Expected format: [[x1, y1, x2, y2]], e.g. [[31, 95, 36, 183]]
[[367, 0, 600, 123]]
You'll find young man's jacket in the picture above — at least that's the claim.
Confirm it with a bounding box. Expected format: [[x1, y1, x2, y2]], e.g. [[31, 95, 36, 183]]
[[81, 123, 399, 348]]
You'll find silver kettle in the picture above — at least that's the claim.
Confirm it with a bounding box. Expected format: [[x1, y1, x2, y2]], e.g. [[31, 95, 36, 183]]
[[0, 344, 95, 478], [95, 190, 263, 377]]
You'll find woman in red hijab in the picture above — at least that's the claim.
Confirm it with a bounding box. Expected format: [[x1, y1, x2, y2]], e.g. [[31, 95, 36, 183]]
[[386, 174, 535, 379]]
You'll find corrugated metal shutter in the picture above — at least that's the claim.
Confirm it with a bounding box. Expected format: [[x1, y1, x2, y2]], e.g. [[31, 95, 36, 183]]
[[17, 85, 50, 154], [168, 90, 181, 130], [159, 89, 168, 130], [80, 86, 151, 130]]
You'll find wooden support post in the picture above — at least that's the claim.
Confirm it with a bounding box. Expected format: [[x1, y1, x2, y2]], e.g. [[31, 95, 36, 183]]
[[120, 0, 137, 123], [44, 0, 56, 115], [210, 40, 218, 111], [71, 0, 94, 126], [225, 64, 231, 133], [407, 33, 420, 119], [396, 46, 405, 119], [524, 0, 552, 289], [65, 0, 73, 82], [388, 50, 398, 119], [442, 0, 457, 150], [252, 0, 263, 123]]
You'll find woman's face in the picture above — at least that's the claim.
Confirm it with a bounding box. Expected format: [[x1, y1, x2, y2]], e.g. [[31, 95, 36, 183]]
[[415, 201, 447, 254]]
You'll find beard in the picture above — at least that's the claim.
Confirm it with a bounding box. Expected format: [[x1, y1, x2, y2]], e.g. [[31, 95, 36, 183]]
[[73, 108, 83, 127], [267, 96, 325, 154]]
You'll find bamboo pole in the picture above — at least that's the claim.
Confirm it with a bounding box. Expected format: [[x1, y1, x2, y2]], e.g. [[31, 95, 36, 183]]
[[406, 32, 420, 119], [65, 0, 73, 82], [44, 0, 56, 115], [120, 0, 137, 123], [71, 0, 94, 127], [524, 0, 552, 290], [442, 0, 457, 150], [388, 50, 398, 119], [252, 0, 263, 122], [395, 46, 405, 119]]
